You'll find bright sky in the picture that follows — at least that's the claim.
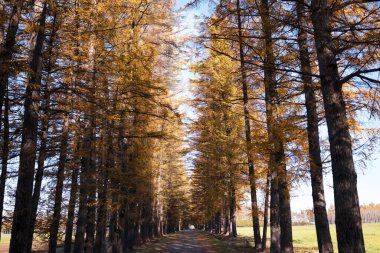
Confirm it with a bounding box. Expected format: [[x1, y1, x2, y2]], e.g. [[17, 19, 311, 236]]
[[174, 0, 380, 212]]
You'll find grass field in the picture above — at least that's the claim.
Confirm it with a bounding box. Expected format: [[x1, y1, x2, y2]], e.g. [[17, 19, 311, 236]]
[[237, 223, 380, 253], [0, 234, 11, 253]]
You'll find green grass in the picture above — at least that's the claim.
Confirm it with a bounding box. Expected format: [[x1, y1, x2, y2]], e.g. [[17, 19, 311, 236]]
[[237, 223, 380, 253], [1, 234, 11, 253]]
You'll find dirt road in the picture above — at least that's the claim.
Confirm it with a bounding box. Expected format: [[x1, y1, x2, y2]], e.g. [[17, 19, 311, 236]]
[[134, 230, 254, 253]]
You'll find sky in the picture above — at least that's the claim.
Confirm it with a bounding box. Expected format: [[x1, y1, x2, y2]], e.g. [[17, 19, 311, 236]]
[[173, 0, 380, 212]]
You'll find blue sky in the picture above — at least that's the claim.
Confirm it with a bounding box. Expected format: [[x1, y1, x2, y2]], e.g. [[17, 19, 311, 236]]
[[174, 0, 380, 211]]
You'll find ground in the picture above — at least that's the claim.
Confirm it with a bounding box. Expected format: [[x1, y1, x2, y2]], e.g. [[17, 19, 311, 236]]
[[1, 223, 379, 252], [133, 230, 255, 253]]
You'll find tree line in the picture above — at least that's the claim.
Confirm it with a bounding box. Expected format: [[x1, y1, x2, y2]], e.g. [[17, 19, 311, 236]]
[[0, 0, 191, 252], [189, 0, 379, 252], [0, 0, 379, 252]]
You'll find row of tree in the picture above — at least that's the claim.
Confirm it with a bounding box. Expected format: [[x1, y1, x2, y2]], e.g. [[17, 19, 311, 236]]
[[189, 0, 379, 252], [0, 0, 191, 252]]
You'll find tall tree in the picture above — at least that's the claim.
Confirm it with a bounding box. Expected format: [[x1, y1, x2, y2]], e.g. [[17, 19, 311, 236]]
[[236, 0, 261, 248], [295, 1, 333, 252], [9, 1, 48, 251], [257, 0, 293, 251], [309, 0, 369, 251]]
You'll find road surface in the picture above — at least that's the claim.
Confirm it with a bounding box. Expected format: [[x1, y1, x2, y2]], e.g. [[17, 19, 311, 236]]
[[134, 230, 254, 253]]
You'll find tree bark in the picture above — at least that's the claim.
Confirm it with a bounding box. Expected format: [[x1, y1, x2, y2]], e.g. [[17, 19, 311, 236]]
[[229, 183, 237, 237], [63, 157, 79, 253], [0, 90, 9, 237], [9, 2, 48, 252], [0, 0, 24, 129], [94, 127, 112, 253], [310, 0, 365, 252], [0, 0, 5, 44], [236, 0, 261, 249], [48, 115, 70, 253], [27, 9, 58, 252], [278, 154, 293, 253], [73, 138, 90, 253], [262, 171, 270, 250], [83, 28, 98, 253], [257, 0, 293, 251], [296, 1, 334, 252]]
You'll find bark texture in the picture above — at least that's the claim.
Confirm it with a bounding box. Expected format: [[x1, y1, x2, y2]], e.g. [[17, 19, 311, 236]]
[[296, 1, 334, 252], [48, 115, 70, 253], [236, 0, 261, 248], [310, 0, 365, 252], [0, 0, 24, 128], [9, 2, 47, 252], [258, 0, 293, 251]]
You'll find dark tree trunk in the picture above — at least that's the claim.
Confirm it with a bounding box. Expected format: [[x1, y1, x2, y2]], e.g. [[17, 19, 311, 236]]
[[108, 190, 119, 253], [0, 0, 5, 44], [84, 166, 96, 253], [269, 156, 280, 253], [0, 91, 10, 237], [94, 177, 108, 253], [73, 139, 90, 253], [262, 171, 270, 250], [9, 2, 48, 252], [108, 99, 120, 252], [95, 128, 112, 253], [48, 115, 70, 253], [310, 0, 365, 252], [296, 1, 334, 252], [229, 185, 237, 237], [84, 33, 97, 253], [27, 10, 58, 253], [0, 0, 24, 128], [258, 0, 293, 251], [63, 160, 79, 253], [236, 0, 261, 249], [278, 153, 293, 253], [27, 90, 49, 253]]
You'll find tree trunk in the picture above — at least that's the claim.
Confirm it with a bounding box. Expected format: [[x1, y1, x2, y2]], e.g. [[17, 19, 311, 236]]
[[262, 171, 270, 250], [63, 159, 80, 253], [48, 115, 70, 253], [236, 0, 261, 249], [0, 91, 10, 237], [95, 128, 112, 253], [27, 77, 49, 253], [229, 184, 237, 237], [269, 156, 280, 253], [84, 31, 97, 253], [108, 188, 119, 253], [278, 153, 293, 253], [296, 1, 334, 252], [310, 0, 365, 252], [0, 0, 5, 44], [258, 0, 293, 251], [94, 177, 108, 253], [73, 138, 90, 253], [9, 2, 47, 252], [27, 9, 59, 252], [0, 0, 24, 128]]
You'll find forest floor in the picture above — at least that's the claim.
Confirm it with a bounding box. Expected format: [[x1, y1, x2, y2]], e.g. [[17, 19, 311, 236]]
[[133, 230, 256, 253]]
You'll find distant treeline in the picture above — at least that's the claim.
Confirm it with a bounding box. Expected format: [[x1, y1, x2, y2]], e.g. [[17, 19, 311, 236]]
[[236, 203, 380, 226]]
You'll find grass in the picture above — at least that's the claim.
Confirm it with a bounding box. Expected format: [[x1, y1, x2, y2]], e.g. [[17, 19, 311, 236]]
[[0, 234, 11, 253], [237, 223, 380, 253]]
